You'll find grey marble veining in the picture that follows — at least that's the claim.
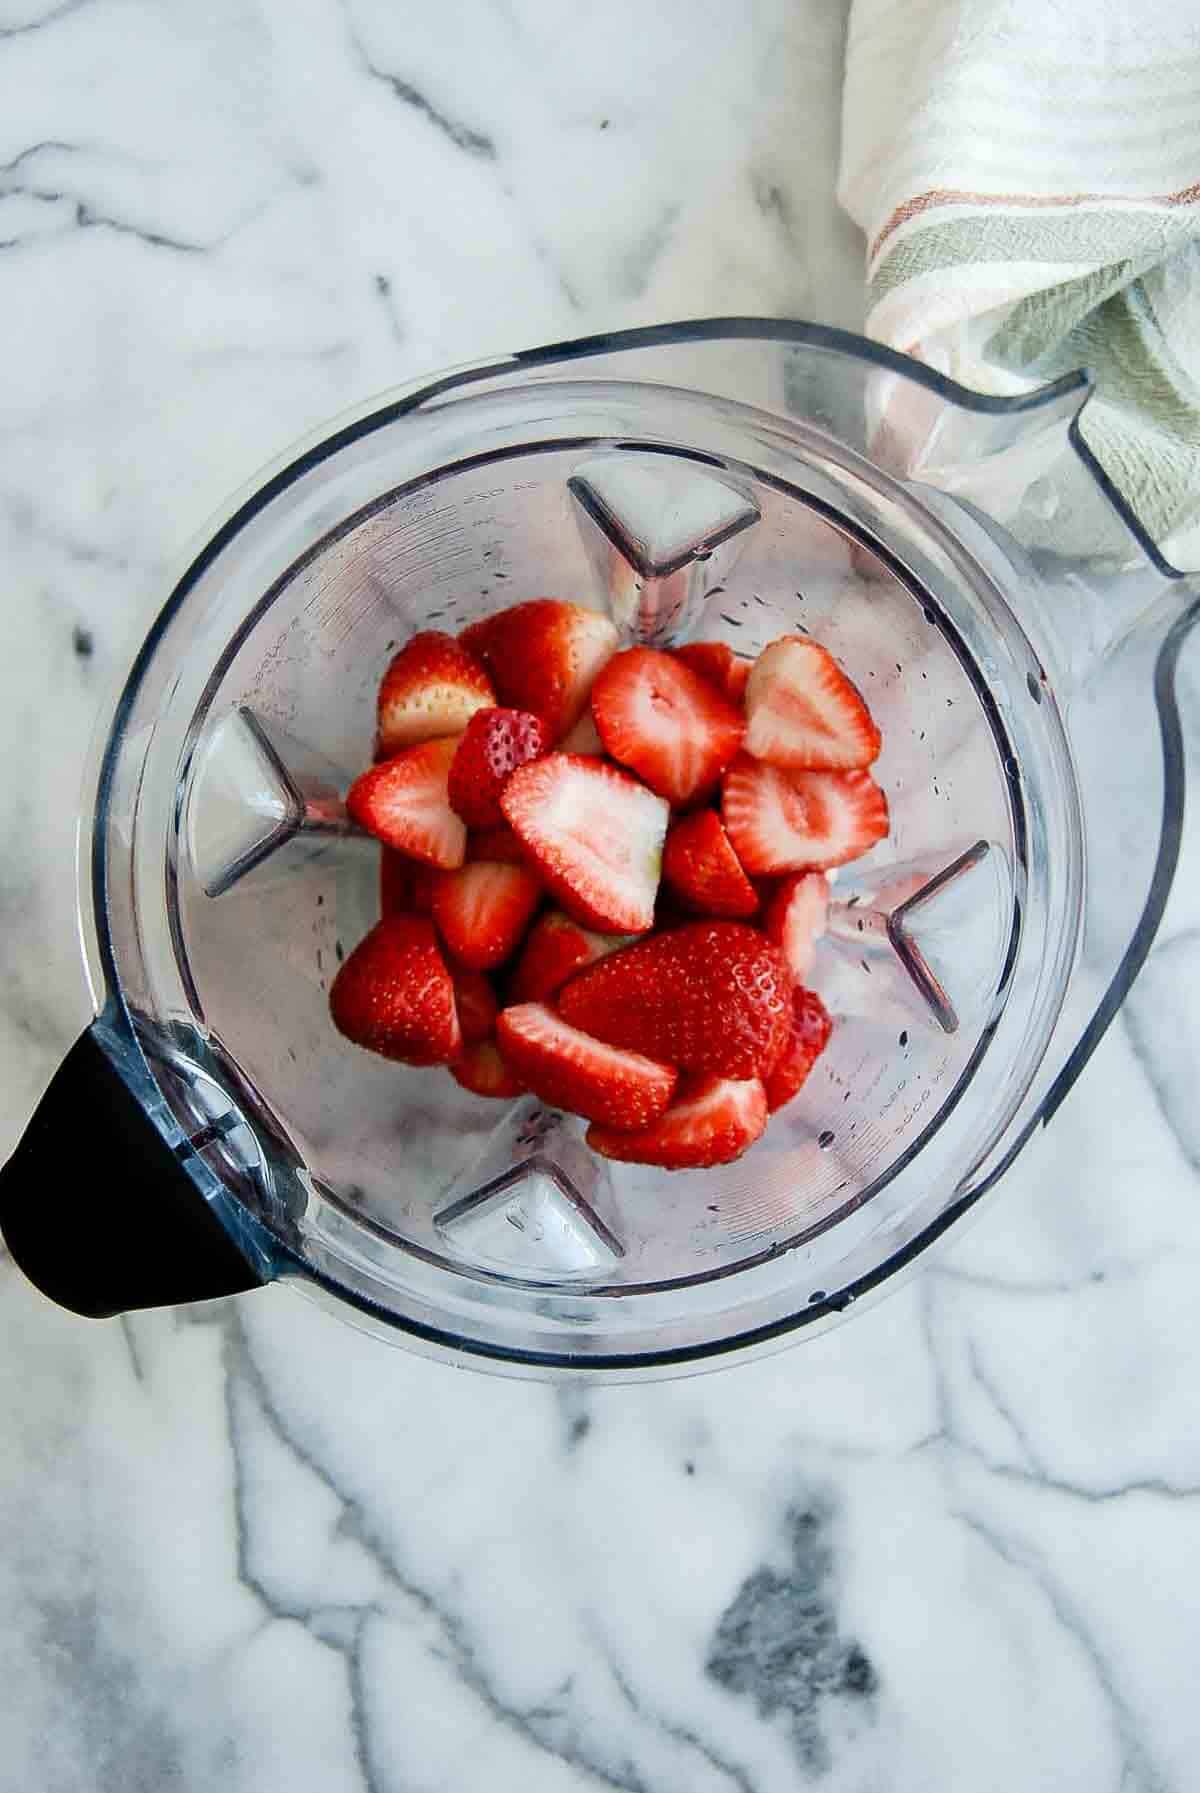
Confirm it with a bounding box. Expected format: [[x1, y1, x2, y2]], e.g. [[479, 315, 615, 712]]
[[3, 2, 1200, 1789]]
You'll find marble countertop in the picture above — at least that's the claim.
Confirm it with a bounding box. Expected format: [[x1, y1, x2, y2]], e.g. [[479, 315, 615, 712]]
[[4, 3, 1200, 1788]]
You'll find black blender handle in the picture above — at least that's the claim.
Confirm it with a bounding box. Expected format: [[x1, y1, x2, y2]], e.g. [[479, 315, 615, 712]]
[[0, 1028, 263, 1318]]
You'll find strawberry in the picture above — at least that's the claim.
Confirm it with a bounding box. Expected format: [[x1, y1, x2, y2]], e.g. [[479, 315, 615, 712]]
[[672, 641, 750, 706], [509, 910, 635, 1004], [587, 1075, 767, 1170], [408, 862, 439, 914], [460, 600, 619, 741], [450, 1039, 527, 1099], [432, 861, 542, 971], [559, 708, 606, 755], [721, 757, 888, 874], [764, 987, 832, 1112], [763, 871, 830, 981], [329, 917, 460, 1065], [450, 966, 498, 1044], [448, 707, 551, 828], [591, 647, 744, 806], [467, 826, 528, 864], [347, 738, 466, 869], [379, 848, 411, 916], [557, 921, 792, 1080], [744, 636, 880, 770], [501, 754, 668, 935], [661, 809, 758, 919], [495, 1003, 677, 1129], [377, 631, 494, 756]]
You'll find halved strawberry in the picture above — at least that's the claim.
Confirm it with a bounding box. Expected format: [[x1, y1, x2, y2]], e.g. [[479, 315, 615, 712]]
[[672, 641, 750, 706], [347, 738, 466, 869], [661, 809, 758, 919], [763, 871, 830, 981], [587, 1075, 767, 1170], [460, 600, 619, 741], [450, 1039, 527, 1099], [509, 910, 635, 1004], [432, 861, 542, 971], [495, 1003, 677, 1129], [467, 826, 528, 865], [450, 966, 498, 1044], [721, 757, 888, 874], [448, 707, 551, 828], [377, 631, 494, 756], [329, 917, 460, 1065], [764, 987, 832, 1112], [557, 921, 792, 1080], [501, 754, 668, 935], [559, 708, 606, 755], [744, 636, 880, 770], [379, 848, 411, 916], [591, 647, 744, 806]]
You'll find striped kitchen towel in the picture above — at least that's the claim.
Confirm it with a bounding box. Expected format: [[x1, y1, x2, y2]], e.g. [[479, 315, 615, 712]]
[[838, 0, 1200, 569]]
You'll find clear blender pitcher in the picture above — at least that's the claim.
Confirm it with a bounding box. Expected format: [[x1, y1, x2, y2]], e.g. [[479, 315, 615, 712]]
[[2, 319, 1194, 1375]]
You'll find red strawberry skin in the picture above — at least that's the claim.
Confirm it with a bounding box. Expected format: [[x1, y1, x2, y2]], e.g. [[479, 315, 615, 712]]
[[721, 757, 888, 874], [661, 809, 758, 919], [763, 871, 830, 981], [407, 863, 439, 914], [347, 738, 467, 869], [764, 988, 833, 1112], [557, 921, 792, 1080], [591, 646, 745, 806], [377, 631, 494, 755], [672, 641, 750, 706], [501, 754, 668, 935], [587, 1074, 767, 1169], [467, 826, 529, 865], [460, 599, 618, 740], [451, 1039, 527, 1099], [744, 636, 881, 770], [379, 848, 411, 916], [329, 917, 461, 1065], [509, 911, 634, 1004], [496, 1003, 677, 1129], [450, 966, 498, 1044], [432, 861, 542, 971], [448, 707, 551, 828]]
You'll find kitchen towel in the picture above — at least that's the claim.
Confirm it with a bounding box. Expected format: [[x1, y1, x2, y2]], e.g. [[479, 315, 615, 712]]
[[838, 0, 1200, 569]]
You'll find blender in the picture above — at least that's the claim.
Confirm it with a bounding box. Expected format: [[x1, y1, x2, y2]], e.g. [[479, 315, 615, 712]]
[[1, 319, 1194, 1375]]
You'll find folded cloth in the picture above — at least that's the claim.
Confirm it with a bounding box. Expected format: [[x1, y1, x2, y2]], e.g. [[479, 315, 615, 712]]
[[838, 0, 1200, 568]]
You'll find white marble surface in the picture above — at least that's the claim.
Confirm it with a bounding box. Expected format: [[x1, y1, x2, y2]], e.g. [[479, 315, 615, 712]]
[[3, 3, 1200, 1789]]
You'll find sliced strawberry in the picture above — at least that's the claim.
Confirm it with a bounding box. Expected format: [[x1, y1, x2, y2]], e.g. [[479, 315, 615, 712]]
[[744, 636, 880, 770], [432, 861, 542, 971], [447, 707, 551, 828], [460, 600, 619, 741], [347, 738, 466, 869], [587, 1074, 767, 1170], [329, 917, 460, 1065], [721, 757, 888, 874], [591, 647, 744, 806], [495, 1003, 677, 1129], [501, 754, 668, 934], [763, 871, 830, 981], [764, 987, 833, 1112], [559, 708, 606, 755], [467, 826, 528, 865], [672, 641, 750, 706], [509, 910, 635, 1004], [661, 809, 758, 919], [557, 921, 792, 1080], [379, 848, 412, 916], [377, 631, 494, 756], [450, 966, 498, 1044], [450, 1039, 527, 1099]]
